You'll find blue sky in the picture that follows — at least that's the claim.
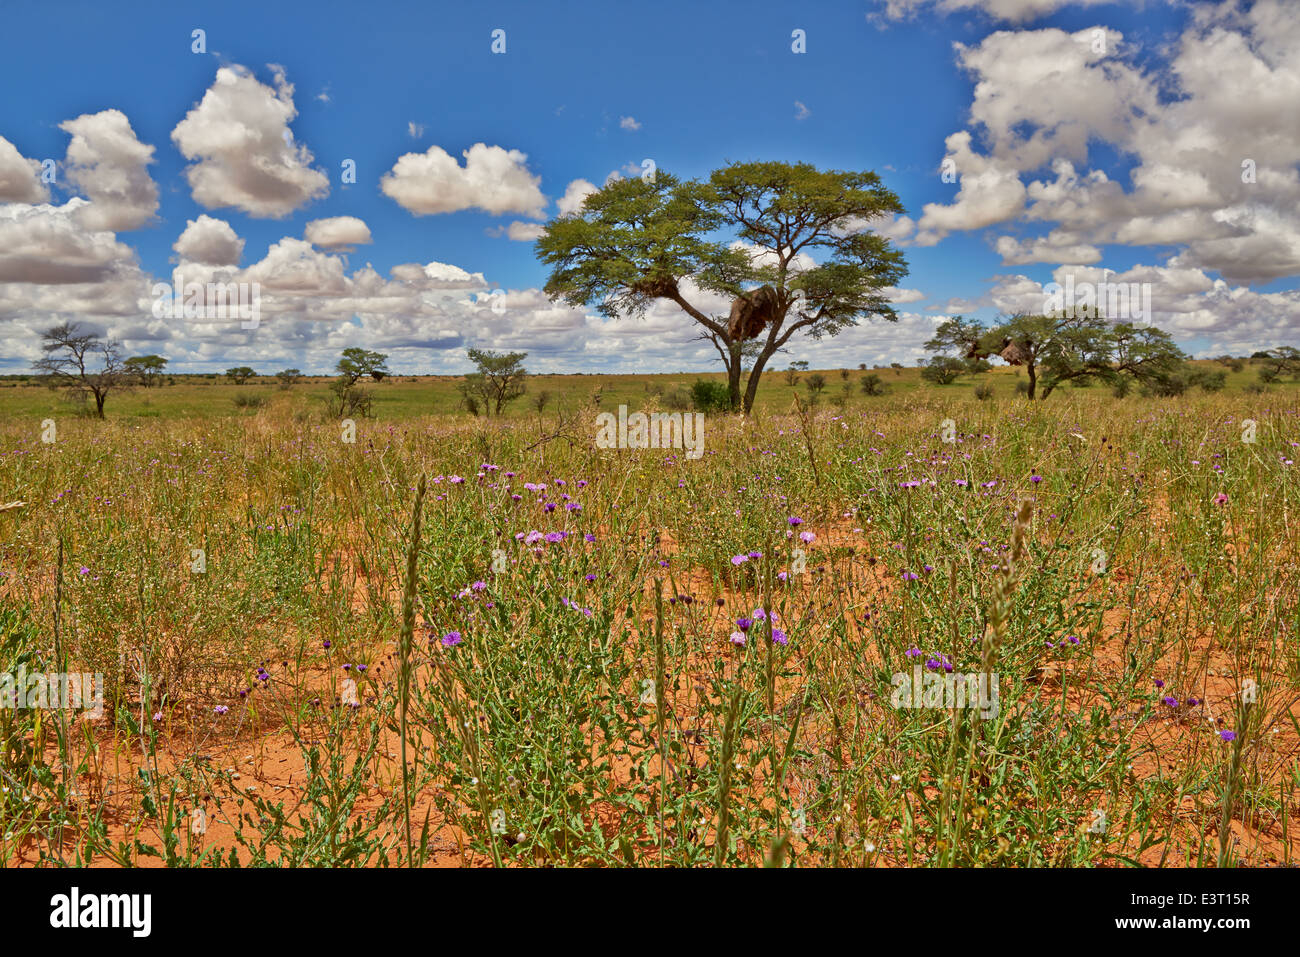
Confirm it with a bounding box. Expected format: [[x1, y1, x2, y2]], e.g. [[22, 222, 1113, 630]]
[[1, 0, 1297, 374]]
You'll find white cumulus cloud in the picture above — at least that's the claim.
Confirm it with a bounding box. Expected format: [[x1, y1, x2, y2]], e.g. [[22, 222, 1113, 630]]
[[174, 214, 244, 266], [381, 143, 546, 218], [304, 215, 373, 248], [171, 64, 329, 218]]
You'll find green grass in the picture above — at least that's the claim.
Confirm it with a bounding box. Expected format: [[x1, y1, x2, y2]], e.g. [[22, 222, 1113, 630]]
[[1, 359, 1292, 424], [0, 370, 1297, 867]]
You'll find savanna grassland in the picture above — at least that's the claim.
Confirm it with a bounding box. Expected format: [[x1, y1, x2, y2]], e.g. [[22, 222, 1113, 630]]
[[2, 365, 1299, 867]]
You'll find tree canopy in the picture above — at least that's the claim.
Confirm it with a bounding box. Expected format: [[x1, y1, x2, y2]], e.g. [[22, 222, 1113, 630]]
[[337, 348, 390, 385], [459, 349, 528, 417], [925, 313, 1187, 399], [124, 354, 167, 387], [536, 161, 908, 413]]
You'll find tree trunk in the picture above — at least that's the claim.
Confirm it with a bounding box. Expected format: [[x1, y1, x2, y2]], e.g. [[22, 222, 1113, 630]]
[[1026, 361, 1037, 400], [741, 348, 775, 414], [726, 341, 743, 411], [94, 391, 106, 418]]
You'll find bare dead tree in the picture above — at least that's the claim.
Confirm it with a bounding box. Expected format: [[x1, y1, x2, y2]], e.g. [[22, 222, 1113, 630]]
[[31, 321, 127, 419]]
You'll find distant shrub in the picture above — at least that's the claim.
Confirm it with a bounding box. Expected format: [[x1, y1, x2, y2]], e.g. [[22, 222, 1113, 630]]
[[327, 380, 374, 417], [860, 373, 886, 396], [233, 393, 267, 409], [1190, 369, 1227, 392], [690, 380, 731, 413], [973, 382, 994, 401], [1141, 373, 1190, 398], [921, 357, 965, 385]]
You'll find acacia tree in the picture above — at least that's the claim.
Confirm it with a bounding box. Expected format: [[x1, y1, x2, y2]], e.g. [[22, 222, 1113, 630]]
[[124, 354, 167, 387], [926, 313, 1186, 399], [328, 348, 387, 418], [536, 162, 908, 413], [32, 321, 126, 418], [1255, 346, 1300, 382], [224, 366, 256, 384], [459, 349, 527, 416], [1103, 322, 1189, 394], [337, 348, 389, 385], [926, 314, 1066, 399]]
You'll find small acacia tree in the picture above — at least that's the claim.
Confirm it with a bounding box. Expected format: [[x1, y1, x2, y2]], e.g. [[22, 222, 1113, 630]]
[[337, 348, 389, 385], [124, 354, 167, 387], [1254, 346, 1300, 383], [32, 322, 127, 418], [921, 356, 966, 385], [459, 349, 528, 417], [225, 366, 256, 385], [328, 348, 387, 418], [536, 161, 908, 413], [926, 313, 1186, 399]]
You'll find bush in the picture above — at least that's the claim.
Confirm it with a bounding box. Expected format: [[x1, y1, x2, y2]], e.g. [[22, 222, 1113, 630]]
[[233, 393, 267, 409], [690, 380, 732, 413], [973, 382, 994, 401], [1190, 369, 1227, 392], [860, 373, 886, 396], [1141, 373, 1190, 398], [921, 357, 965, 385], [327, 379, 374, 417]]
